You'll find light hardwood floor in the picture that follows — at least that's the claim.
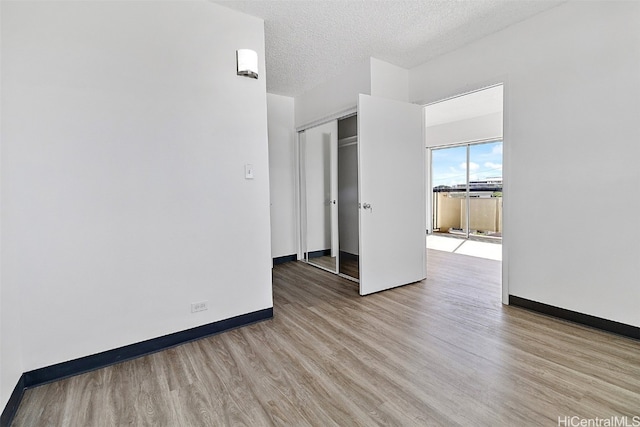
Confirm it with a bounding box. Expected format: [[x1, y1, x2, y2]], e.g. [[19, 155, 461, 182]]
[[12, 250, 640, 426]]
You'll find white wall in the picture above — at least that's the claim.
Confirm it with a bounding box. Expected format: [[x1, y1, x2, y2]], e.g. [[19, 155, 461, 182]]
[[411, 1, 640, 326], [267, 94, 297, 259], [2, 0, 272, 378], [426, 111, 503, 147], [425, 83, 503, 147], [370, 58, 409, 102], [295, 58, 370, 129], [0, 0, 25, 410], [294, 57, 410, 129], [0, 263, 22, 412]]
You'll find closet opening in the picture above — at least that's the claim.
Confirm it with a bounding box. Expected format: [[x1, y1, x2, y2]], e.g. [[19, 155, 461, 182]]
[[299, 114, 360, 282], [337, 115, 359, 279]]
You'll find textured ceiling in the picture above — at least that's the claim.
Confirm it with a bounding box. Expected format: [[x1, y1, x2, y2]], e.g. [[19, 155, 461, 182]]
[[213, 0, 563, 97]]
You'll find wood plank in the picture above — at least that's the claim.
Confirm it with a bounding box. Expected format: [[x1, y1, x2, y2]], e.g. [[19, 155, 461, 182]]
[[12, 250, 640, 426]]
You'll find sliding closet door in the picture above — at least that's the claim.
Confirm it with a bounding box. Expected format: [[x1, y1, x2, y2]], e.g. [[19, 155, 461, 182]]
[[330, 130, 339, 258], [303, 120, 338, 273], [358, 94, 426, 295]]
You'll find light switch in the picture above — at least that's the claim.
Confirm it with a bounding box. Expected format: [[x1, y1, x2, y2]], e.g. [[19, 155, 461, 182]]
[[245, 164, 254, 179]]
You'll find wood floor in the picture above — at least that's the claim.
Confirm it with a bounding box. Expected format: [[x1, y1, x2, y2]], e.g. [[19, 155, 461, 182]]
[[12, 250, 640, 426], [308, 255, 360, 280]]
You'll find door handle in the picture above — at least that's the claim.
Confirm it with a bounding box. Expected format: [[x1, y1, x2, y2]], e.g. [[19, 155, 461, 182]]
[[362, 203, 372, 212]]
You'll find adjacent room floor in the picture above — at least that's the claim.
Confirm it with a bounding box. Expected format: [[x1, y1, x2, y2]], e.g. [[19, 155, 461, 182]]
[[427, 234, 502, 261], [11, 250, 639, 426]]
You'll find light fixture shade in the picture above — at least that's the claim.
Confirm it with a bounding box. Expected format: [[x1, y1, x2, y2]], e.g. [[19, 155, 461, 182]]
[[236, 49, 258, 79]]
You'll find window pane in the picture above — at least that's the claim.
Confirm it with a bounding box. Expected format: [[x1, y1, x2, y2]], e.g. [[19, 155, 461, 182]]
[[468, 141, 502, 239], [432, 145, 468, 236]]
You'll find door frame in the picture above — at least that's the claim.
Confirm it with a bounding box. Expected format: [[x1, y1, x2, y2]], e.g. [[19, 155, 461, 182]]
[[422, 82, 508, 304]]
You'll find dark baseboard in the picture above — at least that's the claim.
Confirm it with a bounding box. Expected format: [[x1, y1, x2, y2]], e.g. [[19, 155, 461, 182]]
[[308, 249, 331, 259], [0, 375, 25, 427], [24, 307, 273, 387], [1, 308, 273, 426], [339, 251, 359, 262], [509, 295, 639, 340], [273, 254, 297, 265]]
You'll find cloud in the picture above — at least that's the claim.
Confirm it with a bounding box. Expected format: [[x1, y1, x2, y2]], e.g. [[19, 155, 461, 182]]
[[492, 143, 503, 155], [484, 161, 502, 170], [460, 161, 479, 171]]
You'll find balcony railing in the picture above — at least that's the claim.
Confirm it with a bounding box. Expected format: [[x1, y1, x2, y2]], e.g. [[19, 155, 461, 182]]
[[432, 189, 502, 239]]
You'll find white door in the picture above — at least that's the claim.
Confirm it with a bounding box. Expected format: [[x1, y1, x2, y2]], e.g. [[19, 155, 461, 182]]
[[358, 94, 426, 295]]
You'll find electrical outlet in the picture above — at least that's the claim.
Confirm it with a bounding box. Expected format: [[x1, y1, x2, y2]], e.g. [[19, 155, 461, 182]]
[[191, 301, 208, 313]]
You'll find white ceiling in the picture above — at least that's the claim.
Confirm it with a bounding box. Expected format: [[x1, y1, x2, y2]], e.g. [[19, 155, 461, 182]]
[[213, 0, 563, 97]]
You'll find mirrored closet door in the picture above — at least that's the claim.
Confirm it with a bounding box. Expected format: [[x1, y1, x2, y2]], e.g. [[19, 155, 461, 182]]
[[300, 116, 360, 281], [301, 121, 339, 274]]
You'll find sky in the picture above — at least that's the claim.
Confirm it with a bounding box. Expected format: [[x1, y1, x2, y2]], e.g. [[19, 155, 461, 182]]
[[431, 140, 503, 187]]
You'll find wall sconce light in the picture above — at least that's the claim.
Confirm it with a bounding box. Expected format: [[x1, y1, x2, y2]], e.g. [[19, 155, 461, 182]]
[[236, 49, 258, 79]]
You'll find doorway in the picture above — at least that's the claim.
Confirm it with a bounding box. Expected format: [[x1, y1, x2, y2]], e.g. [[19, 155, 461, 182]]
[[425, 85, 504, 264]]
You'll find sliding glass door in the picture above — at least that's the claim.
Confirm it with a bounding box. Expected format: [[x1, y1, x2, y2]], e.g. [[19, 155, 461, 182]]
[[431, 140, 502, 240], [468, 141, 503, 239]]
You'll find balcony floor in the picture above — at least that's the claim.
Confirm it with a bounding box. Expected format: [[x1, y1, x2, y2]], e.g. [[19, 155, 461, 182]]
[[427, 234, 502, 261]]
